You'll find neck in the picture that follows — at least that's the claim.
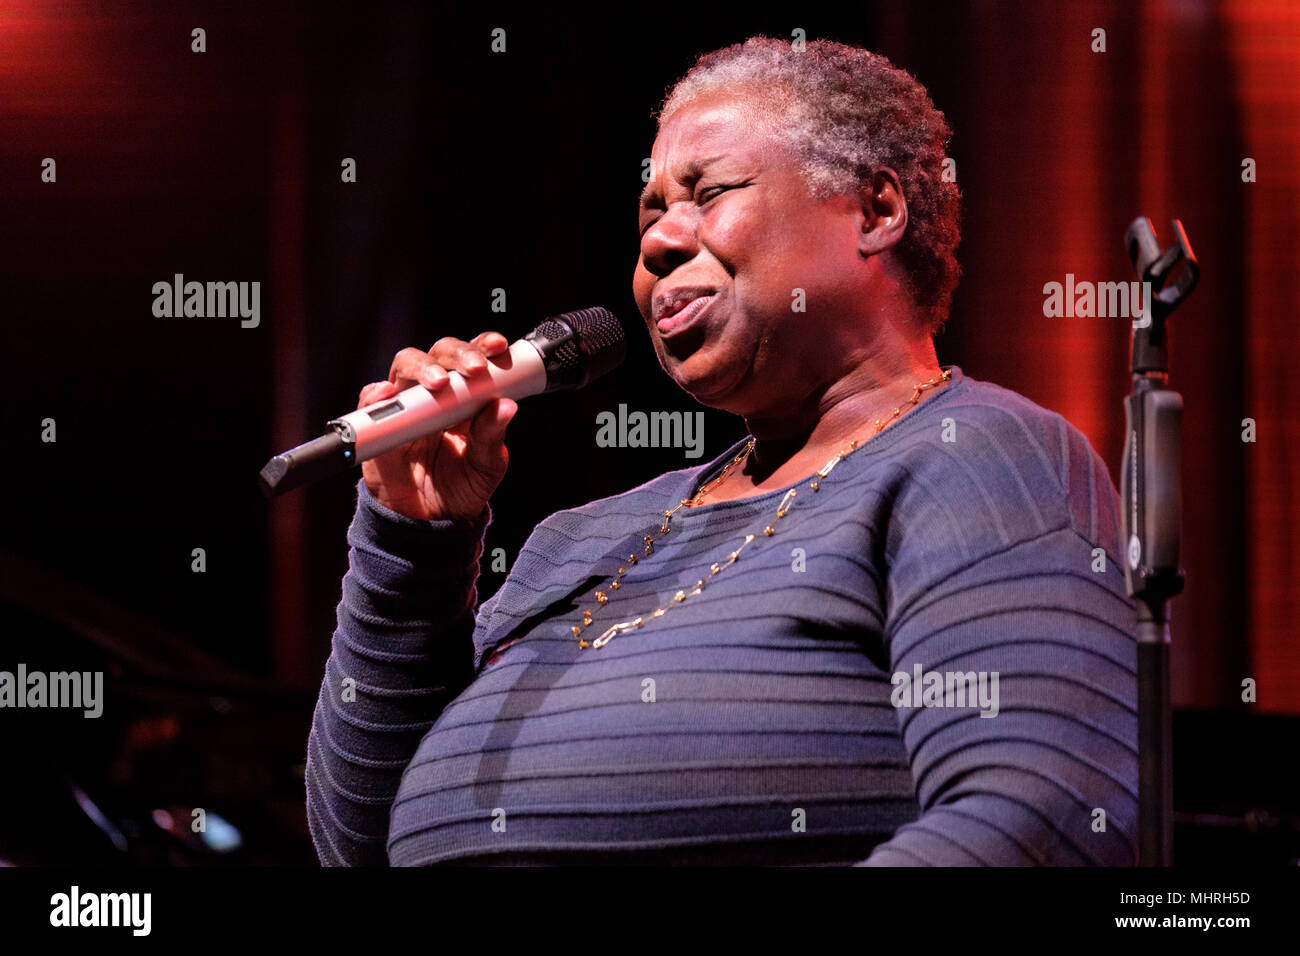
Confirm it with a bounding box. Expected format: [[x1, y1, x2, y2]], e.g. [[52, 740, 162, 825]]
[[741, 342, 944, 485]]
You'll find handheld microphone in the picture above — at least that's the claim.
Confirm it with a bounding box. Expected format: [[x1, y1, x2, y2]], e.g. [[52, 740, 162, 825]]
[[259, 306, 625, 498]]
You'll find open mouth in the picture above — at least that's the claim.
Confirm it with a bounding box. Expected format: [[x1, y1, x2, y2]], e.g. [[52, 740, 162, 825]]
[[657, 293, 717, 336]]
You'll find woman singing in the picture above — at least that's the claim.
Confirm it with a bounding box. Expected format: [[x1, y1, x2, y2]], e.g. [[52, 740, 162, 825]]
[[306, 36, 1138, 866]]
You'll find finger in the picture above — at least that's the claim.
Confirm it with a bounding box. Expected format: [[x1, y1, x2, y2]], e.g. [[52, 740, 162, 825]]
[[427, 336, 472, 364], [457, 345, 489, 374], [418, 363, 450, 390], [464, 398, 518, 473], [389, 346, 440, 385], [357, 380, 397, 409], [427, 336, 490, 379], [469, 331, 510, 357], [389, 347, 452, 391]]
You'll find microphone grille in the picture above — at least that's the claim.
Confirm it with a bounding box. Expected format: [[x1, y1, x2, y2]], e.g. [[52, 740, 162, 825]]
[[531, 319, 581, 374], [552, 307, 627, 386]]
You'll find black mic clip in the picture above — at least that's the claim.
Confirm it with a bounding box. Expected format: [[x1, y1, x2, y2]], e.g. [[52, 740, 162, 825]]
[[1124, 217, 1199, 375]]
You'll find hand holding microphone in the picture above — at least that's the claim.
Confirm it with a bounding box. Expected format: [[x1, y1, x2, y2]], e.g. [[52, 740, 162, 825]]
[[359, 331, 518, 522], [258, 307, 626, 512]]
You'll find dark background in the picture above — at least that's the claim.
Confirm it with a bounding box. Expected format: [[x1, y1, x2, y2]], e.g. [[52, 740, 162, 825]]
[[1, 0, 1296, 865]]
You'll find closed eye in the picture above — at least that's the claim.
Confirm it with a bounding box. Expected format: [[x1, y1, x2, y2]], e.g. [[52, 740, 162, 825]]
[[638, 183, 744, 237], [697, 183, 738, 204]]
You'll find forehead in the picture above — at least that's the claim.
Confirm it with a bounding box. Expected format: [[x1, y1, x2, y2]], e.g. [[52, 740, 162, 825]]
[[641, 94, 788, 207], [651, 93, 779, 163]]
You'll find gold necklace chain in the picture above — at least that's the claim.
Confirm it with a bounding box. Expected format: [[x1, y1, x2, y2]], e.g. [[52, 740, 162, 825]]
[[569, 369, 953, 650]]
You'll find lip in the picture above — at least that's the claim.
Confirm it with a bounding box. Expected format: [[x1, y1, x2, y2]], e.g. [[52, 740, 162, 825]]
[[657, 293, 718, 336], [654, 286, 716, 320]]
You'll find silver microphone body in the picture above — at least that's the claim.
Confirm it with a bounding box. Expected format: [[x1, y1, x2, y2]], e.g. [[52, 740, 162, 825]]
[[329, 338, 547, 460], [259, 306, 625, 497]]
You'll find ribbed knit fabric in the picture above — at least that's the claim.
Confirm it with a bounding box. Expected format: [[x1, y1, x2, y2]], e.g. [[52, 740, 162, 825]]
[[305, 365, 1139, 866]]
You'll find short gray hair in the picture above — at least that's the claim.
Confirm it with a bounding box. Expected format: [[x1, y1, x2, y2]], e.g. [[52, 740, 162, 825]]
[[656, 36, 962, 336]]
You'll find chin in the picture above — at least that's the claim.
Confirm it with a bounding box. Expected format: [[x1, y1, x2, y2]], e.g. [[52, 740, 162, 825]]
[[667, 353, 748, 411]]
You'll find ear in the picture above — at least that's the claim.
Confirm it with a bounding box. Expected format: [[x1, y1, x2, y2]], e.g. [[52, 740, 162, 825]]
[[856, 167, 908, 258]]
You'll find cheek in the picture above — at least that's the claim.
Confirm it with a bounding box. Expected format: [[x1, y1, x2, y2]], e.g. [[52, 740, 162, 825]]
[[761, 215, 853, 300], [725, 229, 810, 312], [632, 261, 654, 309], [705, 202, 770, 257], [710, 197, 814, 280]]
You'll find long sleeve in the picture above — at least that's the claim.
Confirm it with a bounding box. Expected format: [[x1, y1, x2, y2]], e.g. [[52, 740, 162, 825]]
[[305, 478, 494, 866], [861, 526, 1139, 865], [858, 449, 1140, 865]]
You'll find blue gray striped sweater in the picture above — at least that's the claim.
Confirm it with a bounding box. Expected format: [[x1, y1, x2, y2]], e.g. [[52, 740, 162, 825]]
[[306, 365, 1139, 865]]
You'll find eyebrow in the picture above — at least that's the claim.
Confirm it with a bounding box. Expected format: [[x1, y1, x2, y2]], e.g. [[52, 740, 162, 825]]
[[638, 154, 727, 210]]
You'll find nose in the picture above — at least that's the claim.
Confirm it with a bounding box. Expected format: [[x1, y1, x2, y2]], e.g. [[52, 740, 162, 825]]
[[639, 205, 697, 278]]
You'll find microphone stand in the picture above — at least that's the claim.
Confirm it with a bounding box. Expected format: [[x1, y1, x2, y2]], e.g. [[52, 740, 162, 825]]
[[1121, 217, 1198, 866]]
